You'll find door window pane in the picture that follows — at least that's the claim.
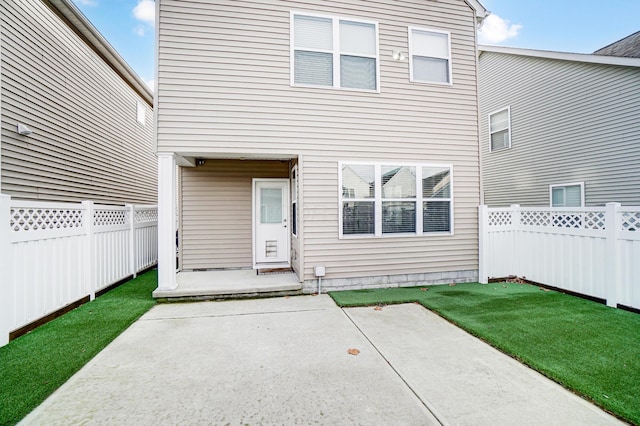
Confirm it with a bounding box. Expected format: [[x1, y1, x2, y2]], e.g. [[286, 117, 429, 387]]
[[261, 188, 282, 224]]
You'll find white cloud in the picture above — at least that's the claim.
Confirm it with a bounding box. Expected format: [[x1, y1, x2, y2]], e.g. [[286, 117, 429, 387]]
[[133, 0, 155, 26], [478, 14, 522, 44], [145, 79, 155, 92], [75, 0, 98, 5], [134, 25, 146, 37]]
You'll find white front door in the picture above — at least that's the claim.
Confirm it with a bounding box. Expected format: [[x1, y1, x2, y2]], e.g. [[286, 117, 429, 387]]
[[253, 179, 290, 266]]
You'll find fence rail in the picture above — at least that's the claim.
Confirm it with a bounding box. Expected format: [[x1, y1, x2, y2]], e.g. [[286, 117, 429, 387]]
[[479, 203, 640, 311], [0, 195, 157, 347]]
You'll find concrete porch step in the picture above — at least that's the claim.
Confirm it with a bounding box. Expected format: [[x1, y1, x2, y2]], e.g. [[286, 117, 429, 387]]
[[153, 269, 303, 302]]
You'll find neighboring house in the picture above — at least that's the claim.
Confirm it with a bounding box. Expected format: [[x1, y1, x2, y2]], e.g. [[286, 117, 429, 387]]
[[594, 31, 640, 58], [0, 0, 156, 204], [155, 0, 489, 294], [479, 44, 640, 207]]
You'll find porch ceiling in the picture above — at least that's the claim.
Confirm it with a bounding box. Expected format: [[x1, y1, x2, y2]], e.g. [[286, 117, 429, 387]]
[[176, 152, 298, 166]]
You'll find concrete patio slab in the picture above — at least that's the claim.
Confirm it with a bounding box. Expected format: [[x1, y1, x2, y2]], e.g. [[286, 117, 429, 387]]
[[19, 296, 624, 425], [20, 296, 437, 425], [344, 304, 623, 426]]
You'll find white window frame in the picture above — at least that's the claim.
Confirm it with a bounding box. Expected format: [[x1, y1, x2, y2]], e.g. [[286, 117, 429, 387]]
[[488, 106, 511, 152], [291, 165, 298, 238], [408, 26, 453, 86], [549, 182, 585, 207], [338, 161, 454, 238], [290, 11, 380, 92]]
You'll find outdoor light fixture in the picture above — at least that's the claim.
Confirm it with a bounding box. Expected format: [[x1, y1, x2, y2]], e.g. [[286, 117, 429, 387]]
[[392, 50, 407, 61], [17, 123, 33, 136], [196, 159, 205, 166]]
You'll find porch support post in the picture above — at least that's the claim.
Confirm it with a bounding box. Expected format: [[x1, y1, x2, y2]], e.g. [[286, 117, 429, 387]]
[[157, 152, 177, 291]]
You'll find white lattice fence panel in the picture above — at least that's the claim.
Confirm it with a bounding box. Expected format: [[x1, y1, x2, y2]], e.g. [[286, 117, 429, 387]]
[[583, 212, 606, 230], [488, 210, 512, 226], [10, 207, 84, 232], [135, 208, 158, 225], [521, 211, 551, 227], [94, 209, 128, 227], [621, 211, 640, 232]]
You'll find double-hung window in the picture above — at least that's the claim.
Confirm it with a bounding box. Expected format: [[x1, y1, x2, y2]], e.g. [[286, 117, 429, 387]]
[[489, 107, 511, 151], [340, 163, 453, 237], [409, 27, 452, 84], [291, 13, 379, 91]]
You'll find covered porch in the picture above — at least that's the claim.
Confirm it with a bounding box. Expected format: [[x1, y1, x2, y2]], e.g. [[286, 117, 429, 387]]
[[156, 152, 303, 298]]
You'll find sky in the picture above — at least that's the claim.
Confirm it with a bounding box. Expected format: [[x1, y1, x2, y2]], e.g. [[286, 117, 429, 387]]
[[70, 0, 640, 92]]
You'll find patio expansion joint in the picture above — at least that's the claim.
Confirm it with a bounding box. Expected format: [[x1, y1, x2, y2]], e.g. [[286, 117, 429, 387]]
[[142, 308, 329, 322], [341, 307, 448, 426]]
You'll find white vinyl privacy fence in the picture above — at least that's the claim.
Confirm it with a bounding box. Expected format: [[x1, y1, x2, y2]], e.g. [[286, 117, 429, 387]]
[[0, 195, 158, 347], [479, 203, 640, 310]]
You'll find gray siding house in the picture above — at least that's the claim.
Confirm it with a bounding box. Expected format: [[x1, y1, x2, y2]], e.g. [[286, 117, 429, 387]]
[[479, 45, 640, 207], [0, 0, 156, 204], [155, 0, 488, 295]]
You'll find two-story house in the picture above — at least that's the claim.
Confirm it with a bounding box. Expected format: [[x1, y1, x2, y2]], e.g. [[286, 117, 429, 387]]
[[479, 41, 640, 208], [154, 0, 488, 296], [1, 0, 156, 204]]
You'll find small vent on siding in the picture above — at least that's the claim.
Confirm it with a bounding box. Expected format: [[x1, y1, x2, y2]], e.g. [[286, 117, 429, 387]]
[[265, 240, 278, 257]]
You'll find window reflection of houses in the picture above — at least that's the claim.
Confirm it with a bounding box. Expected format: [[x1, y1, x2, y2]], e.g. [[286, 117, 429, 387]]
[[423, 168, 451, 232], [342, 165, 375, 234], [382, 166, 416, 233]]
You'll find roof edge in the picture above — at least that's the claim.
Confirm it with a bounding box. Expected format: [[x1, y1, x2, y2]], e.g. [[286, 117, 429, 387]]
[[46, 0, 153, 105], [465, 0, 489, 24], [479, 44, 640, 68]]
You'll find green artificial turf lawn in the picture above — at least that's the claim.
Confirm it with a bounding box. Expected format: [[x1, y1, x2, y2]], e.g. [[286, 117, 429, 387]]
[[0, 269, 157, 426], [330, 283, 640, 425]]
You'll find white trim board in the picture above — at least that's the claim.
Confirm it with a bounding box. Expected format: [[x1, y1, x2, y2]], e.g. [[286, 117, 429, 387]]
[[479, 45, 640, 68]]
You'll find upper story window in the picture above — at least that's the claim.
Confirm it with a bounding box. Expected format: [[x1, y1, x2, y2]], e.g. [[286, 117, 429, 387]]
[[136, 101, 146, 126], [489, 107, 511, 151], [550, 183, 584, 207], [340, 162, 453, 238], [291, 13, 379, 91], [409, 27, 452, 85]]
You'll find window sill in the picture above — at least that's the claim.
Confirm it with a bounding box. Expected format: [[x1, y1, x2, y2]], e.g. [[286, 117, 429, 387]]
[[409, 79, 453, 87], [291, 83, 380, 94], [339, 231, 454, 239]]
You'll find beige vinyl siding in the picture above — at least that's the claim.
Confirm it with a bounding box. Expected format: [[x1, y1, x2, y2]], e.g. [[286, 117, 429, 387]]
[[0, 0, 156, 203], [180, 160, 289, 270], [480, 51, 640, 207], [158, 0, 481, 280]]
